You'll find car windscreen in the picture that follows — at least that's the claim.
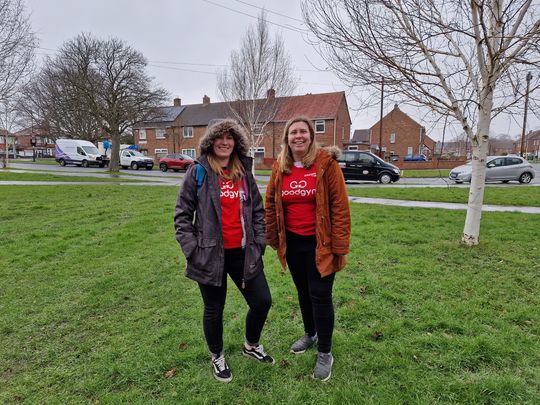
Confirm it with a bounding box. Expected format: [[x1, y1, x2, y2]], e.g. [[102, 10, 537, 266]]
[[82, 146, 99, 155], [130, 151, 144, 157]]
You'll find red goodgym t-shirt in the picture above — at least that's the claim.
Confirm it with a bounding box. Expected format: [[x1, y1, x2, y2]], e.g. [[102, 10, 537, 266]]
[[219, 174, 243, 249], [281, 163, 317, 235]]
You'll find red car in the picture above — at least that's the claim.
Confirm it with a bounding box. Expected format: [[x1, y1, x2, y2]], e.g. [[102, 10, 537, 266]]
[[159, 153, 195, 172]]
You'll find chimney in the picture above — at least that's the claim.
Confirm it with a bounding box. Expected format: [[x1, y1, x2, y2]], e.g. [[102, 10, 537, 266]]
[[394, 103, 399, 109], [173, 98, 181, 106], [267, 88, 275, 100], [203, 95, 210, 105]]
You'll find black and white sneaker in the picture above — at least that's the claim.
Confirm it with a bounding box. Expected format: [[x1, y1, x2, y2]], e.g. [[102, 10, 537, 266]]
[[211, 354, 232, 383], [242, 344, 275, 364]]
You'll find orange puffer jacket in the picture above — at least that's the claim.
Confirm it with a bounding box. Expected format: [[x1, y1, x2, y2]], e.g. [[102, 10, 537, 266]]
[[265, 148, 351, 277]]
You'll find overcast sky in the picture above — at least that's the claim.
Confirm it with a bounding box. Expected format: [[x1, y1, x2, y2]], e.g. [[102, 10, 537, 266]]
[[24, 0, 539, 141]]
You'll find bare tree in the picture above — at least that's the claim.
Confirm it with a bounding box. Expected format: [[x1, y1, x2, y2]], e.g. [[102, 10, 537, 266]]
[[218, 11, 297, 171], [18, 65, 103, 143], [19, 33, 168, 171], [303, 0, 540, 245], [0, 0, 36, 168]]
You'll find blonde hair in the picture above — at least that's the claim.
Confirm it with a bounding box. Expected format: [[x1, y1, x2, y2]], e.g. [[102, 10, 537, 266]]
[[207, 148, 245, 183], [277, 117, 320, 174]]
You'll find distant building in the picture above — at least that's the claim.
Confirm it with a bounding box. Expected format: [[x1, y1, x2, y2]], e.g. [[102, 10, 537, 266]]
[[132, 91, 351, 165]]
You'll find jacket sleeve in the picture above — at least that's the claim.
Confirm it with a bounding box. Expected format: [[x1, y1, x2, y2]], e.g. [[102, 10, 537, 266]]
[[265, 164, 279, 250], [327, 159, 351, 255], [248, 172, 266, 247], [174, 164, 199, 259]]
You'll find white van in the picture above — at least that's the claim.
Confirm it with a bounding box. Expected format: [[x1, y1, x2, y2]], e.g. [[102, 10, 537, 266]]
[[55, 139, 109, 167], [120, 149, 154, 170]]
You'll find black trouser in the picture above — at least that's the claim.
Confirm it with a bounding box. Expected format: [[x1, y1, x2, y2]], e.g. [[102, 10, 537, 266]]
[[198, 247, 272, 356], [286, 231, 335, 354]]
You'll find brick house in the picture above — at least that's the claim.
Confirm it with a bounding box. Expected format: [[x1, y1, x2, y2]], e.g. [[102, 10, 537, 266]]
[[519, 130, 540, 158], [343, 129, 370, 150], [13, 128, 56, 157], [132, 91, 351, 165], [365, 104, 436, 161]]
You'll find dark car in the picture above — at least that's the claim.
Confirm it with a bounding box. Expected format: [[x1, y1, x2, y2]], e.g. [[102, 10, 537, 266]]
[[159, 153, 195, 172], [337, 151, 401, 183]]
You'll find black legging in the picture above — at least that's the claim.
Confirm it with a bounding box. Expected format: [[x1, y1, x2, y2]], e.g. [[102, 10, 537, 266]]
[[198, 247, 272, 355], [286, 231, 335, 353]]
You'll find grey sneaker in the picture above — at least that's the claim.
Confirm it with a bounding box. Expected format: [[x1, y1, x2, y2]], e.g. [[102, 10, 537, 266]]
[[290, 333, 318, 354], [313, 352, 334, 381]]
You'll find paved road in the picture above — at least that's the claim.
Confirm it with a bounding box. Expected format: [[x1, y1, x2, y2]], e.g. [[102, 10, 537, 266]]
[[5, 162, 540, 187]]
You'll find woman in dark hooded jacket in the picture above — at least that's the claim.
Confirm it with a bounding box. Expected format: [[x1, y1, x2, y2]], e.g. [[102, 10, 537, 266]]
[[174, 119, 273, 383]]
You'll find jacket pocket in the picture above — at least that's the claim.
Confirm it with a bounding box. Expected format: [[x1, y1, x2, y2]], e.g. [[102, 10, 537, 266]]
[[189, 238, 218, 270]]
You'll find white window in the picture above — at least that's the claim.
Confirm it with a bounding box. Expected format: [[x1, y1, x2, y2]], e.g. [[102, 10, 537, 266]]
[[253, 123, 264, 135], [0, 136, 4, 143], [183, 127, 193, 138], [249, 147, 265, 159], [139, 128, 147, 140], [156, 128, 166, 139], [407, 146, 413, 155], [347, 145, 358, 150], [182, 148, 196, 158], [155, 148, 168, 154], [390, 133, 396, 144], [314, 120, 325, 133]]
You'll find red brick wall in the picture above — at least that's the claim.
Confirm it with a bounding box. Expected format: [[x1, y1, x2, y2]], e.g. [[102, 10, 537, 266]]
[[370, 107, 425, 159], [397, 158, 467, 170]]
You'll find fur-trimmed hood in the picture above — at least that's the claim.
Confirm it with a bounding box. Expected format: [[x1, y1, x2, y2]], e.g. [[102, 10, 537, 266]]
[[323, 145, 342, 160], [198, 119, 250, 156]]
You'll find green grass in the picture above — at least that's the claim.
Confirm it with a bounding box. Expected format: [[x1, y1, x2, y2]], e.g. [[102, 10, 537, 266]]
[[401, 169, 451, 178], [15, 158, 59, 165], [0, 172, 142, 183], [0, 186, 539, 404], [347, 186, 540, 207]]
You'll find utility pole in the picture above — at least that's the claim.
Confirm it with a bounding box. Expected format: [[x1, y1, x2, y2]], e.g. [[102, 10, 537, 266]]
[[520, 72, 532, 158], [379, 77, 384, 158]]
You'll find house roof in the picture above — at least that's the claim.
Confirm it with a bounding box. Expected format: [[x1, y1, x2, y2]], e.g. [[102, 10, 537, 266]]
[[134, 91, 349, 128], [274, 91, 347, 122], [134, 106, 185, 127], [526, 129, 540, 141], [351, 129, 370, 143], [180, 102, 233, 126]]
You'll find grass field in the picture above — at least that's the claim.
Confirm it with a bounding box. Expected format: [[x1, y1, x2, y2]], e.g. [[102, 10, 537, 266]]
[[0, 172, 143, 183], [347, 186, 540, 207], [0, 185, 539, 404]]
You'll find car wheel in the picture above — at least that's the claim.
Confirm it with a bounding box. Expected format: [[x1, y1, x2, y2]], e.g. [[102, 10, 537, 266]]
[[81, 160, 89, 168], [502, 180, 509, 183], [59, 159, 66, 167], [160, 163, 168, 172], [173, 168, 179, 172], [379, 173, 392, 184], [131, 162, 139, 170], [145, 166, 153, 171], [519, 172, 533, 184]]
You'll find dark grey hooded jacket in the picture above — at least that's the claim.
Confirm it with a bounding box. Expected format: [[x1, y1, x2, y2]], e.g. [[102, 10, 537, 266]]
[[174, 119, 266, 287]]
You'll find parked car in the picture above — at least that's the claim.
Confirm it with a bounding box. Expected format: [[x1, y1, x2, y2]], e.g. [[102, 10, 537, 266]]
[[55, 139, 109, 167], [159, 153, 195, 172], [337, 151, 401, 184], [120, 149, 154, 170], [449, 156, 535, 184], [403, 154, 427, 161]]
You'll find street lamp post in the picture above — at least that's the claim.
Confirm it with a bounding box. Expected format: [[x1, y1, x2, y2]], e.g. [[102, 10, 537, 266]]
[[30, 136, 36, 162], [520, 72, 533, 158], [379, 77, 384, 158]]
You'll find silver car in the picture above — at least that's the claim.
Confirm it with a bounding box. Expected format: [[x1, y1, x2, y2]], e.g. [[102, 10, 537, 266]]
[[449, 156, 535, 184]]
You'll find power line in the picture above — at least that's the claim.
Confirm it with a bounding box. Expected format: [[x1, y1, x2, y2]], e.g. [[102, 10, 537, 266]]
[[200, 0, 307, 33], [232, 0, 305, 24]]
